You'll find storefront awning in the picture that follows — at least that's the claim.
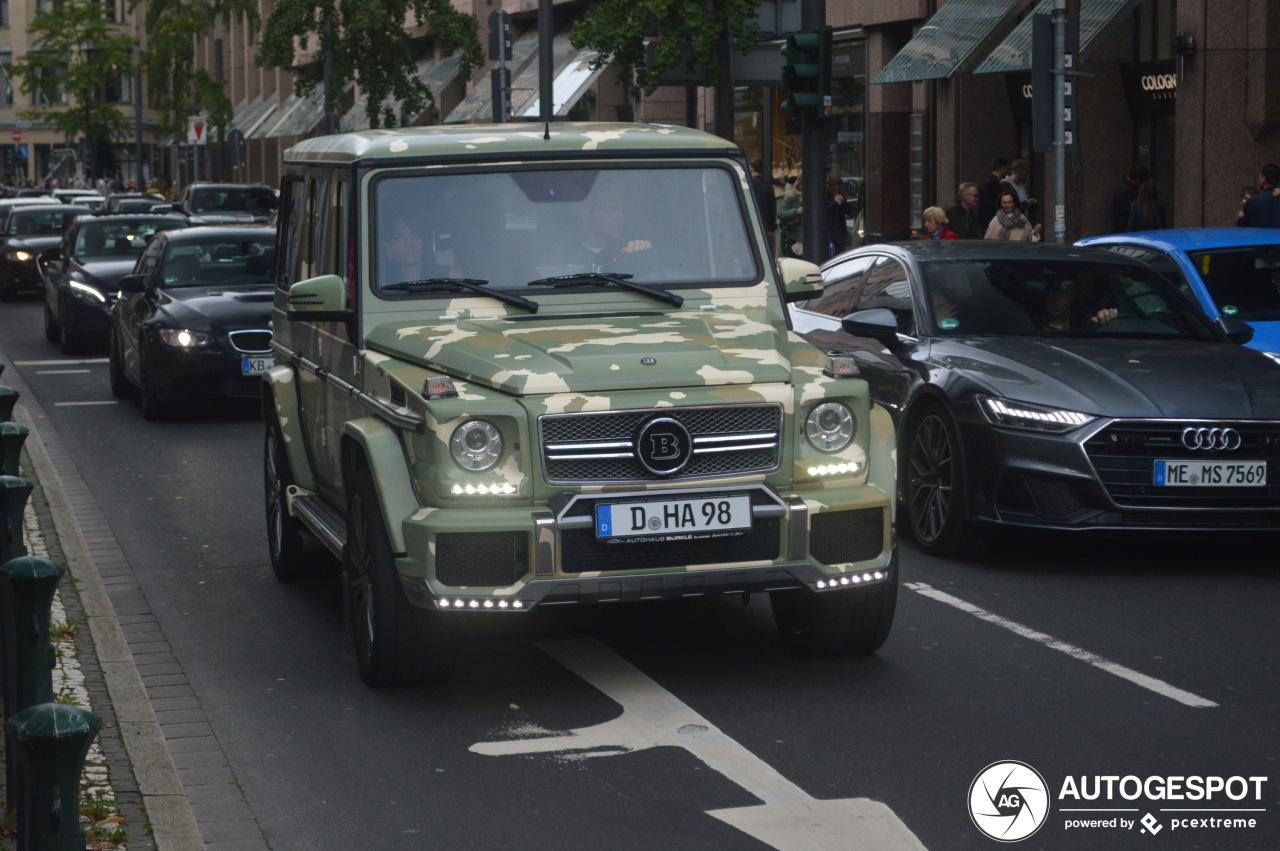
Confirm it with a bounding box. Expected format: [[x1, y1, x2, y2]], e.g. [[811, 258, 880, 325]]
[[340, 52, 465, 131], [872, 0, 1032, 84], [445, 31, 539, 124], [518, 44, 605, 119], [262, 89, 329, 138], [974, 0, 1142, 74], [230, 95, 279, 138]]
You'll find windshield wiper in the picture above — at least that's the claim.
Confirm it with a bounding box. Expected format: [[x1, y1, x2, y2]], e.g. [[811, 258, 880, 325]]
[[525, 271, 684, 308], [383, 278, 538, 313]]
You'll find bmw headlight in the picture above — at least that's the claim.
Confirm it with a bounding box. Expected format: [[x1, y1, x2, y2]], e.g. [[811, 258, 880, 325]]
[[69, 280, 107, 303], [450, 419, 503, 471], [976, 395, 1095, 433], [159, 328, 214, 348], [805, 402, 856, 452]]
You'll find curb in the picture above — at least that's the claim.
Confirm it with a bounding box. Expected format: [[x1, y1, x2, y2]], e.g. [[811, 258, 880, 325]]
[[14, 404, 205, 851]]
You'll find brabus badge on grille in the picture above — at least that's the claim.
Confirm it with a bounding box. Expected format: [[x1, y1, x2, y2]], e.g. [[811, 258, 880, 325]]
[[641, 357, 656, 365]]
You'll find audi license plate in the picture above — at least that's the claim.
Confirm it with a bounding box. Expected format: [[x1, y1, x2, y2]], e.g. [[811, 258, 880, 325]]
[[595, 495, 752, 540], [1153, 460, 1267, 487], [241, 355, 273, 376]]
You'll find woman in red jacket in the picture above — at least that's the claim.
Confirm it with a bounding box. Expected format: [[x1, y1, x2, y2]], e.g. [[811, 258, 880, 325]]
[[923, 206, 958, 240]]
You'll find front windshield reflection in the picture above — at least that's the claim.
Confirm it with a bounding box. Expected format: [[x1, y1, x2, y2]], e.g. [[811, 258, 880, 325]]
[[920, 259, 1216, 340], [373, 166, 759, 294], [1187, 245, 1280, 322]]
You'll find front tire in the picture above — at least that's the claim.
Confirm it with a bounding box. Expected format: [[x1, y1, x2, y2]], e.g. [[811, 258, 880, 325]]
[[108, 330, 131, 397], [771, 573, 898, 657], [265, 418, 310, 581], [345, 462, 457, 686], [138, 348, 168, 421], [44, 299, 59, 343], [903, 408, 990, 556]]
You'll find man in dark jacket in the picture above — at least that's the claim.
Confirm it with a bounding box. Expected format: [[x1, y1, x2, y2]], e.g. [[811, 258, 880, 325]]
[[1108, 164, 1150, 233], [750, 159, 777, 253], [977, 158, 1010, 226], [944, 182, 982, 239], [1238, 163, 1280, 228]]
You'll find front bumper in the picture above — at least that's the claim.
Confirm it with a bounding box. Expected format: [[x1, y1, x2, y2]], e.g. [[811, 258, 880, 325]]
[[148, 342, 271, 400], [391, 481, 895, 611]]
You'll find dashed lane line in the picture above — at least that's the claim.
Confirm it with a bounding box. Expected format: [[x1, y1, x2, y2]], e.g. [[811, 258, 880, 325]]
[[905, 582, 1217, 709]]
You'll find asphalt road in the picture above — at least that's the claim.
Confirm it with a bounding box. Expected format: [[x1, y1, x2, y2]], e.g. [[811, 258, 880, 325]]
[[2, 292, 1277, 851]]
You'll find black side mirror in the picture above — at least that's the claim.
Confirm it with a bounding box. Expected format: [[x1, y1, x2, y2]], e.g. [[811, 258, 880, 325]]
[[1215, 315, 1255, 345], [39, 246, 61, 263], [841, 308, 903, 347], [117, 273, 148, 295]]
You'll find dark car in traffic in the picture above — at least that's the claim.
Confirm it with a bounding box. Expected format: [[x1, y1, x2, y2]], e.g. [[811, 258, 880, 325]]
[[173, 183, 277, 224], [41, 213, 187, 353], [790, 241, 1280, 555], [101, 192, 168, 215], [0, 204, 91, 300], [109, 226, 276, 419]]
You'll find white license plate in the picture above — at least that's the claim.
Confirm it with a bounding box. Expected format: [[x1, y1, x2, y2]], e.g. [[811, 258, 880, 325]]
[[241, 355, 273, 376], [1153, 460, 1267, 487], [595, 495, 752, 540]]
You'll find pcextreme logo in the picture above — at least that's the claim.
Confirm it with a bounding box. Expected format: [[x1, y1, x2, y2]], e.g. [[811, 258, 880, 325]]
[[969, 763, 1270, 842]]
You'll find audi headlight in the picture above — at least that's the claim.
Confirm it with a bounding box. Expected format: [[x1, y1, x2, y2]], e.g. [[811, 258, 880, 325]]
[[159, 328, 214, 348], [805, 402, 856, 452], [976, 395, 1095, 433], [450, 419, 503, 471], [69, 280, 107, 303]]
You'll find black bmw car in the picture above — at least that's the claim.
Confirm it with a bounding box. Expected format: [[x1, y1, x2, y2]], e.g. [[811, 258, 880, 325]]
[[790, 241, 1280, 555], [109, 226, 276, 420], [0, 203, 90, 300], [41, 213, 187, 353]]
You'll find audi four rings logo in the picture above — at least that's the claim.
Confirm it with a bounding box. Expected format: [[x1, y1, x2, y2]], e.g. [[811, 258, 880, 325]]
[[1141, 73, 1178, 92], [1181, 427, 1242, 451]]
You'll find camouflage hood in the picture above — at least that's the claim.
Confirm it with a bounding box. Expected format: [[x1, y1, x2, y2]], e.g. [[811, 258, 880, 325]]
[[364, 309, 792, 395]]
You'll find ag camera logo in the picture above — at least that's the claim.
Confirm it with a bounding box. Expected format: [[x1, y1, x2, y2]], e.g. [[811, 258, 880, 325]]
[[969, 761, 1051, 842]]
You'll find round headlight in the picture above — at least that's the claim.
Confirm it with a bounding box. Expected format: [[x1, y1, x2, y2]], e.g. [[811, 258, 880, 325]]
[[450, 420, 503, 472], [805, 402, 855, 453]]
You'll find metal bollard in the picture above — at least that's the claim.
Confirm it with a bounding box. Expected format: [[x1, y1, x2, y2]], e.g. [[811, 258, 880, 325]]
[[0, 421, 28, 477], [0, 476, 34, 565], [0, 385, 17, 423], [0, 557, 66, 826], [6, 703, 102, 851]]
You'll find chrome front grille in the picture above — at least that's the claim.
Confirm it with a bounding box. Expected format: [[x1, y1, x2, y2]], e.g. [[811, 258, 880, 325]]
[[228, 329, 272, 353], [541, 404, 782, 483]]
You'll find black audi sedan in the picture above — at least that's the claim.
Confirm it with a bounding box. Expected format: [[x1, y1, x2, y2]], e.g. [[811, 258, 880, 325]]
[[108, 226, 276, 419], [0, 203, 90, 300], [41, 213, 187, 353], [790, 241, 1280, 555]]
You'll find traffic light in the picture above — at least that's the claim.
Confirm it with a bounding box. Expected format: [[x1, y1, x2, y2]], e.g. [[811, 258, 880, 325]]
[[781, 26, 833, 123]]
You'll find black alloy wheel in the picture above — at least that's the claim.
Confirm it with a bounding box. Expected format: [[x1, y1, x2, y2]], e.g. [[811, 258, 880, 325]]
[[904, 409, 990, 556], [345, 463, 457, 687], [264, 419, 310, 581]]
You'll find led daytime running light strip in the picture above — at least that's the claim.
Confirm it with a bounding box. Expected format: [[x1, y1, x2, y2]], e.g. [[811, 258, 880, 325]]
[[816, 571, 886, 589], [807, 461, 862, 477], [450, 483, 517, 495], [437, 598, 524, 609], [986, 398, 1092, 426]]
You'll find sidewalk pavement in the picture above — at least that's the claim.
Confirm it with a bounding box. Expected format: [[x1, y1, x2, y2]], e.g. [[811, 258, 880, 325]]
[[2, 353, 270, 850]]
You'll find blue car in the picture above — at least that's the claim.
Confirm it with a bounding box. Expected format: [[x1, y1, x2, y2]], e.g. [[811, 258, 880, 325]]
[[1078, 228, 1280, 358]]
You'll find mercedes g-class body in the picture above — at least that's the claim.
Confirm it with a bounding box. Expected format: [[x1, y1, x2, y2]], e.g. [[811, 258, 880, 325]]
[[264, 123, 897, 686]]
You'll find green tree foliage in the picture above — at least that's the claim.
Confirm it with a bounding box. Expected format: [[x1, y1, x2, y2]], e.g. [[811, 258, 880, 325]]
[[257, 0, 483, 130], [11, 0, 136, 151], [569, 0, 758, 141], [131, 0, 259, 142]]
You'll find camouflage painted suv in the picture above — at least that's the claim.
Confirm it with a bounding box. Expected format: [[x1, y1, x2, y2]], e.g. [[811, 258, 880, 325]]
[[264, 123, 898, 686]]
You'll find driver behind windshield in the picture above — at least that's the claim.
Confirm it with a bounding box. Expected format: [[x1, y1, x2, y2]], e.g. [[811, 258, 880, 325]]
[[1033, 278, 1118, 331]]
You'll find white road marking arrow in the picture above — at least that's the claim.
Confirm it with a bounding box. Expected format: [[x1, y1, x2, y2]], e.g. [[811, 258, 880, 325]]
[[470, 638, 926, 850]]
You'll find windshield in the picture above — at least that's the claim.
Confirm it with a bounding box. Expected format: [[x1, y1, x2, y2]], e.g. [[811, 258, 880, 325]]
[[74, 221, 183, 261], [9, 208, 82, 236], [160, 236, 276, 288], [190, 187, 278, 216], [372, 165, 759, 295], [1185, 244, 1280, 321], [921, 258, 1218, 341]]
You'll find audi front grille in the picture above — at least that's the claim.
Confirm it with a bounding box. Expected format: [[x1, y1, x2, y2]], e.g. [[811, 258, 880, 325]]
[[1084, 420, 1280, 508]]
